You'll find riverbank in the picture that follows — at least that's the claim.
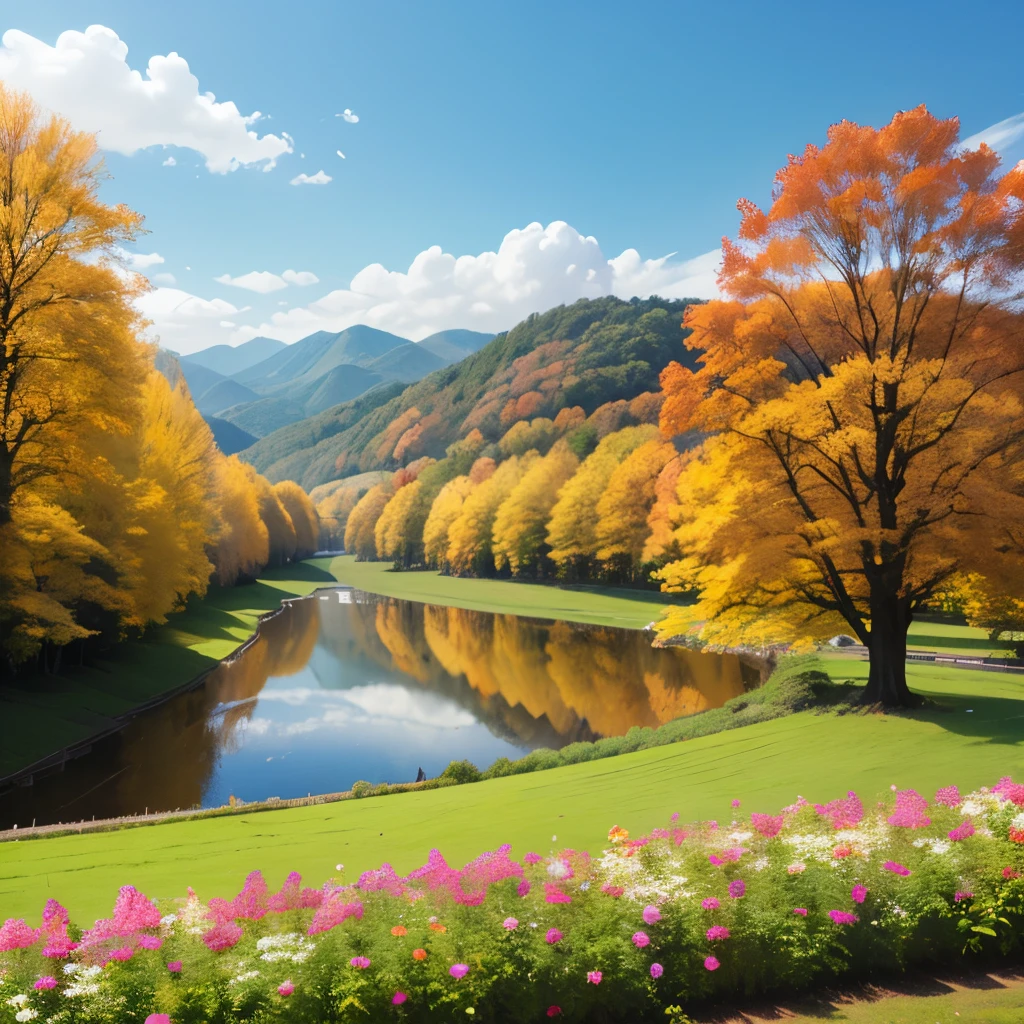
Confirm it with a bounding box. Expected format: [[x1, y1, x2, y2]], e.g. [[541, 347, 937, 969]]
[[3, 656, 1022, 922]]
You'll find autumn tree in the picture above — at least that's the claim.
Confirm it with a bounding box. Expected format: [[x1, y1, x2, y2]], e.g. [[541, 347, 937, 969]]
[[375, 479, 424, 566], [255, 475, 297, 567], [546, 425, 657, 578], [422, 476, 474, 570], [274, 480, 319, 559], [492, 440, 578, 576], [594, 436, 676, 579], [210, 456, 270, 586], [658, 107, 1024, 706], [344, 481, 393, 560], [642, 455, 684, 565], [447, 454, 537, 576]]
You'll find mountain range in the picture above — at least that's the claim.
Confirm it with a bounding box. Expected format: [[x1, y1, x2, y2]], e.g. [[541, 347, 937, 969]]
[[163, 326, 494, 442]]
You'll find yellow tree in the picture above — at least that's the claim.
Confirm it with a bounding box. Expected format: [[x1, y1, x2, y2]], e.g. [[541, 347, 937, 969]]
[[210, 456, 270, 586], [422, 476, 474, 570], [546, 425, 658, 577], [375, 479, 424, 566], [658, 107, 1024, 706], [594, 436, 676, 579], [256, 475, 297, 567], [492, 440, 578, 576], [447, 454, 536, 575], [642, 454, 684, 565], [344, 481, 393, 560], [274, 480, 319, 560]]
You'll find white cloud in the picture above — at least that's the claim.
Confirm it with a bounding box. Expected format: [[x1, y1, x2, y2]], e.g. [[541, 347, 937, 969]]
[[215, 269, 320, 293], [962, 111, 1024, 169], [152, 272, 176, 286], [117, 248, 164, 270], [336, 149, 345, 159], [136, 286, 250, 355], [281, 269, 319, 287], [162, 155, 176, 166], [290, 170, 332, 186], [0, 25, 292, 173], [337, 108, 359, 123], [231, 220, 720, 344]]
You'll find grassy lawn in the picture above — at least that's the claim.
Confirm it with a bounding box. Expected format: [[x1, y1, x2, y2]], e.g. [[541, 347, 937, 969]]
[[323, 555, 685, 628], [2, 658, 1022, 924]]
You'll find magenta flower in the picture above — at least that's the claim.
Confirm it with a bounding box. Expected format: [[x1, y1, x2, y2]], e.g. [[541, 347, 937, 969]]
[[706, 925, 730, 941], [167, 961, 182, 973], [138, 934, 163, 950], [544, 883, 571, 904], [955, 891, 974, 903], [350, 956, 371, 969], [994, 776, 1024, 806], [587, 970, 602, 985], [278, 981, 294, 997], [202, 921, 244, 952], [34, 977, 57, 990], [0, 918, 40, 951], [650, 962, 664, 978], [392, 992, 408, 1005], [883, 860, 911, 877], [517, 880, 531, 898], [145, 1017, 171, 1024], [948, 820, 975, 842], [110, 946, 134, 961], [545, 928, 563, 944], [728, 879, 746, 899], [793, 908, 808, 916], [524, 852, 542, 865], [547, 1007, 561, 1017], [935, 785, 961, 808], [503, 917, 519, 930], [814, 791, 864, 830], [887, 789, 931, 829], [851, 884, 868, 904], [829, 910, 859, 925], [704, 956, 720, 971], [731, 799, 741, 808], [632, 931, 650, 948], [750, 813, 785, 839], [642, 905, 661, 925], [701, 897, 720, 910], [671, 812, 680, 822], [450, 964, 469, 979]]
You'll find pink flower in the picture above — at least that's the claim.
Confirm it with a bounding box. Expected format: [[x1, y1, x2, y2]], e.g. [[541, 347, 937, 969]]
[[787, 863, 806, 875], [815, 791, 864, 830], [706, 926, 730, 941], [955, 891, 974, 903], [851, 884, 867, 904], [0, 918, 40, 951], [546, 928, 563, 944], [167, 961, 182, 972], [632, 931, 650, 948], [544, 883, 571, 904], [704, 956, 720, 971], [935, 785, 961, 808], [110, 946, 134, 961], [524, 852, 543, 865], [350, 956, 371, 969], [650, 962, 664, 979], [450, 964, 469, 979], [993, 776, 1024, 806], [601, 884, 624, 898], [642, 905, 661, 925], [278, 981, 294, 997], [145, 1017, 171, 1024], [731, 799, 741, 808], [883, 861, 911, 877], [750, 813, 785, 838], [517, 880, 531, 898], [503, 917, 518, 930], [829, 910, 858, 925], [701, 897, 720, 910], [202, 921, 243, 952], [34, 977, 57, 990], [138, 935, 163, 950], [587, 970, 602, 985], [671, 812, 680, 822], [728, 879, 746, 899], [307, 896, 364, 936], [887, 789, 931, 829], [793, 908, 808, 916], [547, 1006, 561, 1017], [948, 820, 975, 842], [392, 992, 407, 1005]]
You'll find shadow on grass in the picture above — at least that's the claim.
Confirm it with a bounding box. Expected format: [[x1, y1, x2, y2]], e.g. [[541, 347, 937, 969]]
[[690, 963, 1024, 1023]]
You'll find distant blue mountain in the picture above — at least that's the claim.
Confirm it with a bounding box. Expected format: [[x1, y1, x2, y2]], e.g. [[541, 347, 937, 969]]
[[182, 336, 286, 377]]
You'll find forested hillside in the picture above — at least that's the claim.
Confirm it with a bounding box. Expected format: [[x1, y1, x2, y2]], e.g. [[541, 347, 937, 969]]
[[243, 297, 702, 490]]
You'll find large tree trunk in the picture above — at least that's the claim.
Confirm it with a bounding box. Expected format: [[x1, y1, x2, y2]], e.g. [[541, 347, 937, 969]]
[[861, 589, 919, 707]]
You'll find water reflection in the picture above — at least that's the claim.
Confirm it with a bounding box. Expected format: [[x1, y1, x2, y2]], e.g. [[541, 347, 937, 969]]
[[1, 589, 760, 827]]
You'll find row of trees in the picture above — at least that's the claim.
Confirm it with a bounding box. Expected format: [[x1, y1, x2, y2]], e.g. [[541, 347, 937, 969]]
[[0, 87, 318, 674], [343, 412, 681, 584]]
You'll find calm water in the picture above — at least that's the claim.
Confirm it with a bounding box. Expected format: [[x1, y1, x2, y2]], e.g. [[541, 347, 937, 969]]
[[1, 589, 762, 827]]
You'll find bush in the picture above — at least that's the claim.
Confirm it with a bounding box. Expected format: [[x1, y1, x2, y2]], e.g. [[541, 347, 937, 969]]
[[3, 776, 1023, 1023], [439, 759, 482, 785]]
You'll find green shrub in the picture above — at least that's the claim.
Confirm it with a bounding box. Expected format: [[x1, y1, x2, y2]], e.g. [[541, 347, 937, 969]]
[[439, 759, 482, 784]]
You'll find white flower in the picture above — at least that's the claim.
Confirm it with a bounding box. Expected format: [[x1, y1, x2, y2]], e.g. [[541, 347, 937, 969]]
[[728, 831, 753, 843], [928, 840, 951, 855], [62, 964, 79, 975], [160, 913, 178, 926], [579, 881, 591, 891], [6, 995, 28, 1008], [230, 970, 260, 985], [15, 1009, 38, 1022], [547, 859, 570, 880], [81, 967, 101, 979], [1012, 811, 1024, 829], [63, 984, 100, 998], [753, 857, 770, 872]]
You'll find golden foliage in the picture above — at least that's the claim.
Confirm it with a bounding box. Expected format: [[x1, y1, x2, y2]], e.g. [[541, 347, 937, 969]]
[[274, 480, 319, 559]]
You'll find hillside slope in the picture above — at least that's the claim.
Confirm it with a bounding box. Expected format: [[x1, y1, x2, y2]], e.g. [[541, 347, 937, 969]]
[[181, 337, 286, 376], [242, 296, 700, 489]]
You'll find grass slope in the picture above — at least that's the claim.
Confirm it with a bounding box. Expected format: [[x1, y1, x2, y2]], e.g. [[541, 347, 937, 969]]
[[2, 659, 1022, 924], [324, 555, 682, 628]]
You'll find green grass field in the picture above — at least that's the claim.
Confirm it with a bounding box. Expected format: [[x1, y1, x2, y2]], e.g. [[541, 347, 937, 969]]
[[2, 658, 1022, 925]]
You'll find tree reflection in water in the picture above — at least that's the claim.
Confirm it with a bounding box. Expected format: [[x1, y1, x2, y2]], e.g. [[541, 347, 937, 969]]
[[1, 589, 758, 828]]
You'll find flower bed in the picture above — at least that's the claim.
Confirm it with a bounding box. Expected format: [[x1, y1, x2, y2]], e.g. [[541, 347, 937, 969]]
[[2, 778, 1024, 1023]]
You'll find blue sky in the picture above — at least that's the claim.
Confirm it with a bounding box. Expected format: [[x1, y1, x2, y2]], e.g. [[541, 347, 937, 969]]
[[3, 0, 1024, 354]]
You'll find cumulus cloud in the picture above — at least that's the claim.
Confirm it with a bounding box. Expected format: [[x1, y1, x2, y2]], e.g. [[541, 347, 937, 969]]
[[136, 287, 249, 354], [215, 269, 320, 293], [337, 109, 359, 123], [152, 272, 176, 286], [290, 170, 332, 185], [231, 220, 719, 344], [117, 248, 164, 270], [0, 25, 292, 172], [162, 155, 176, 166]]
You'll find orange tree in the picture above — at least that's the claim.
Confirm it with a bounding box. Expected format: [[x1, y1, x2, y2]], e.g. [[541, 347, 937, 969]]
[[658, 107, 1024, 706]]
